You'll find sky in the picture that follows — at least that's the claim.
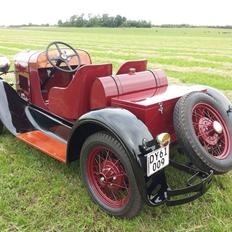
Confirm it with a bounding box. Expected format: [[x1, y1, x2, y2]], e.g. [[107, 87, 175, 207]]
[[0, 0, 231, 26]]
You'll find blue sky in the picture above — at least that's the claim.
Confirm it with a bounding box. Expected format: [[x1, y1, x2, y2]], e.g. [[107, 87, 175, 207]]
[[0, 0, 231, 26]]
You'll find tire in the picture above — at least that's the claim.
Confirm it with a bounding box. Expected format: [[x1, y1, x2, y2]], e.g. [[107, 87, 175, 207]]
[[174, 92, 232, 174], [80, 131, 143, 218]]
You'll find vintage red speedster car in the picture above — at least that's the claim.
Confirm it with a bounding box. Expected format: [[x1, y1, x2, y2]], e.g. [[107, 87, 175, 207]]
[[0, 42, 232, 218]]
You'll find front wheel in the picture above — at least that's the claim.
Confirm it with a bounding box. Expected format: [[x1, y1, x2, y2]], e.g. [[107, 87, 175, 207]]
[[80, 132, 143, 218]]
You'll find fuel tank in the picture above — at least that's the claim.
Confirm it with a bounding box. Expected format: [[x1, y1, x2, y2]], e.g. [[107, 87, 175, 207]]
[[90, 70, 206, 140]]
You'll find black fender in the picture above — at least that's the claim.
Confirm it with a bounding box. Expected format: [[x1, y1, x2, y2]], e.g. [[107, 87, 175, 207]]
[[67, 107, 156, 202], [0, 80, 33, 135], [67, 108, 154, 164]]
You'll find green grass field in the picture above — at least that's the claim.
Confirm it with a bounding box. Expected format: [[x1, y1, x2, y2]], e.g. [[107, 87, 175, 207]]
[[0, 27, 232, 231]]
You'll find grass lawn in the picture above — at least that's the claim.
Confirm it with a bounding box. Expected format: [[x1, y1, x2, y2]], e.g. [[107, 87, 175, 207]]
[[0, 27, 232, 231]]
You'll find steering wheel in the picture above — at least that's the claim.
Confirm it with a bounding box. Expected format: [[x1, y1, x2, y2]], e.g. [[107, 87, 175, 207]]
[[46, 41, 81, 73]]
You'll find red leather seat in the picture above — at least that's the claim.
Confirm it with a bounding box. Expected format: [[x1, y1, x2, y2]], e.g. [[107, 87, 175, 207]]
[[48, 64, 112, 120]]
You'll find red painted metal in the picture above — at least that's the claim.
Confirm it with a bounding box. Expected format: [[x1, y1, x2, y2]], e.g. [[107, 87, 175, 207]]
[[111, 85, 207, 141], [39, 69, 73, 101], [90, 69, 168, 110], [14, 49, 92, 110], [90, 67, 206, 141], [90, 75, 119, 109], [192, 103, 231, 159], [13, 47, 208, 144], [115, 71, 157, 95], [151, 70, 168, 87], [29, 67, 49, 110], [116, 60, 147, 75], [48, 64, 112, 120], [87, 146, 130, 208]]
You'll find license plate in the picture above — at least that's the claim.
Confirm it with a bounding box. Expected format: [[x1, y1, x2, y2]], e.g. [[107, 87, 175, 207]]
[[146, 145, 169, 177]]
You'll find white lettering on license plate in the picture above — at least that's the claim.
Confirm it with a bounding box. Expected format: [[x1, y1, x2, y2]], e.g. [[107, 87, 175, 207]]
[[146, 145, 169, 177]]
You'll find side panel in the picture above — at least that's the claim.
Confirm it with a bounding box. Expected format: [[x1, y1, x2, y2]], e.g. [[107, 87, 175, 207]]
[[29, 67, 48, 110], [0, 80, 71, 162]]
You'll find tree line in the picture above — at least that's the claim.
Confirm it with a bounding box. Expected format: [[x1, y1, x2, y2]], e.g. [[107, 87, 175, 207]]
[[57, 14, 152, 28], [4, 16, 232, 29], [155, 24, 232, 29]]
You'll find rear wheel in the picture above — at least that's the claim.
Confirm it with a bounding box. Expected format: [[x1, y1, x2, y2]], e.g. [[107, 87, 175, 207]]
[[80, 132, 143, 218], [174, 92, 232, 174]]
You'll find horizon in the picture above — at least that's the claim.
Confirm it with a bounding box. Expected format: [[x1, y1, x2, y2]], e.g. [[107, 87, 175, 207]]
[[1, 23, 232, 28], [0, 0, 231, 27]]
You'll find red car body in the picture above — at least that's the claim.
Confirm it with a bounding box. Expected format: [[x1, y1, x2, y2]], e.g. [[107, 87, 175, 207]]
[[1, 41, 231, 217], [14, 49, 205, 142]]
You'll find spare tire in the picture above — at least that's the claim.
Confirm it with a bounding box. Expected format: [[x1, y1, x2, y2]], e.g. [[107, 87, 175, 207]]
[[174, 92, 232, 174]]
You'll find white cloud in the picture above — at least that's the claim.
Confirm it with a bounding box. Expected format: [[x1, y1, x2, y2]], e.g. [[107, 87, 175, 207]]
[[0, 0, 231, 26]]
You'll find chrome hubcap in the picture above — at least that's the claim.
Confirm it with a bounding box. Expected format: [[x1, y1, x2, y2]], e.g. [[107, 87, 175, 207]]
[[213, 121, 223, 134], [100, 176, 105, 182]]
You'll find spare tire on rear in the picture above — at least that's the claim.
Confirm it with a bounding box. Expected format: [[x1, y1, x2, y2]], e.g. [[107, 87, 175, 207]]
[[173, 92, 232, 174]]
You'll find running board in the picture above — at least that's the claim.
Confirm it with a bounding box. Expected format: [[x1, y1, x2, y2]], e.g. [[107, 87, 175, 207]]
[[17, 131, 67, 163]]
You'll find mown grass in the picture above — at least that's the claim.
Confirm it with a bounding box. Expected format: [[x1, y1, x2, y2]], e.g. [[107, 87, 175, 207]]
[[167, 71, 232, 90], [0, 27, 232, 231]]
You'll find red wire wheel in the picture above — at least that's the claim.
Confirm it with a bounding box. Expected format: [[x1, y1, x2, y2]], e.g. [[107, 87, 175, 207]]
[[87, 146, 130, 208], [174, 92, 232, 174], [80, 132, 142, 218], [192, 103, 231, 160]]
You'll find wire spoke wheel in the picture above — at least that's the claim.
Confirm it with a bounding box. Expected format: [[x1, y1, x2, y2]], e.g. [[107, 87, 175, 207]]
[[174, 92, 232, 174], [87, 146, 130, 208], [192, 103, 230, 159], [80, 132, 142, 218]]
